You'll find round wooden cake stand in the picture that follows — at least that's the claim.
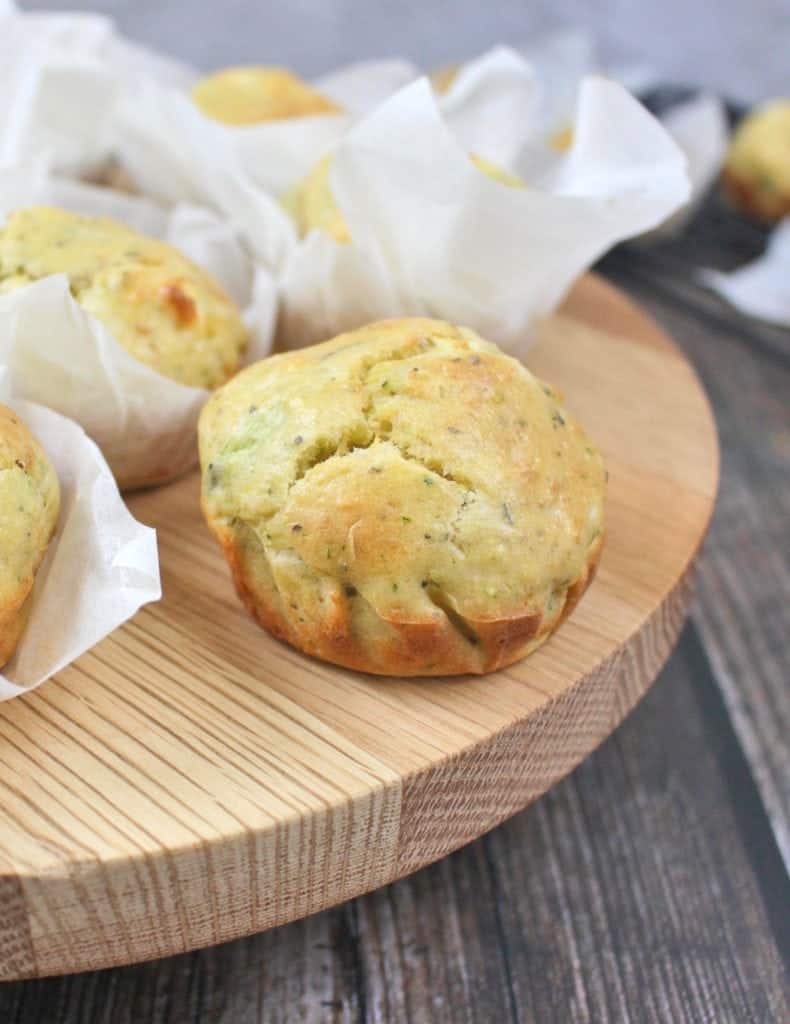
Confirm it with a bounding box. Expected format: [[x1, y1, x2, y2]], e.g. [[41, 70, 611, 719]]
[[0, 276, 718, 979]]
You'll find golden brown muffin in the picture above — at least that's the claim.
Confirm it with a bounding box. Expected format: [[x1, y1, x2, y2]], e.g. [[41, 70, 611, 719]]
[[0, 207, 248, 390], [283, 152, 525, 242], [199, 318, 605, 676], [723, 100, 790, 222], [0, 405, 60, 667], [192, 66, 341, 125]]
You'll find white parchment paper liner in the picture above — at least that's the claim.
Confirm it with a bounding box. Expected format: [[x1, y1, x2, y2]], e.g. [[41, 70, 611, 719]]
[[638, 93, 729, 242], [276, 76, 690, 349], [1, 6, 721, 247], [0, 16, 547, 283], [516, 32, 729, 239], [113, 46, 537, 207], [0, 379, 160, 698], [0, 1, 192, 176], [0, 165, 277, 489], [699, 219, 790, 326]]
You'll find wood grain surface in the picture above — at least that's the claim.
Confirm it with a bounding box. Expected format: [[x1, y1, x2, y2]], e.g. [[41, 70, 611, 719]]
[[2, 624, 786, 1023], [0, 276, 718, 980], [605, 242, 790, 871]]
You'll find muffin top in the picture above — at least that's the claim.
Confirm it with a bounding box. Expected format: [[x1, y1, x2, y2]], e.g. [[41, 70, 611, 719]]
[[725, 100, 790, 216], [0, 207, 248, 389], [0, 404, 60, 614], [192, 66, 341, 125], [283, 153, 525, 242], [200, 318, 605, 657]]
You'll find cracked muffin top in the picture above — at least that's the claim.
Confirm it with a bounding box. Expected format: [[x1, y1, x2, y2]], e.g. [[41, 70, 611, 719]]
[[192, 66, 341, 125], [0, 404, 60, 666], [199, 318, 605, 676], [0, 207, 248, 390]]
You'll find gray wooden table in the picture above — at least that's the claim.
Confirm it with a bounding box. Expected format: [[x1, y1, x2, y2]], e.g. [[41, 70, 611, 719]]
[[6, 5, 790, 1020]]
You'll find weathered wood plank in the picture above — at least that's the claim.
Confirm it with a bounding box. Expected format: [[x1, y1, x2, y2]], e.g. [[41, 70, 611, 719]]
[[603, 248, 790, 868], [346, 626, 789, 1024], [484, 625, 789, 1023]]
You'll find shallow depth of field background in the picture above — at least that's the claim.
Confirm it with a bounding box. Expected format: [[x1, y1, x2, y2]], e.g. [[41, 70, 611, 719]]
[[22, 0, 790, 103]]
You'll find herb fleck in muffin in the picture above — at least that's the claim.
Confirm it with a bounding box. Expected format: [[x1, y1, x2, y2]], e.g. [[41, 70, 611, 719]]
[[723, 100, 790, 222], [199, 318, 605, 676], [192, 66, 340, 125], [0, 206, 248, 390], [0, 405, 60, 667]]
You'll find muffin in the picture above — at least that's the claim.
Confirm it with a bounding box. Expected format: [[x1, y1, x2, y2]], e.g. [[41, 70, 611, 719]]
[[723, 100, 790, 222], [192, 66, 341, 125], [199, 318, 605, 676], [0, 207, 248, 390], [283, 153, 524, 242], [0, 405, 60, 667]]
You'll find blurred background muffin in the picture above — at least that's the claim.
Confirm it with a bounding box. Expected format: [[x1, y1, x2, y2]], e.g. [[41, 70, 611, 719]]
[[192, 66, 341, 124], [722, 99, 790, 222], [0, 206, 248, 390]]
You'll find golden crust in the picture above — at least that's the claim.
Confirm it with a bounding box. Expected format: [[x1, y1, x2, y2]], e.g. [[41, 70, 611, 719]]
[[200, 318, 606, 677], [212, 525, 603, 676], [0, 206, 248, 390], [0, 405, 60, 667], [723, 100, 790, 222], [192, 66, 341, 125]]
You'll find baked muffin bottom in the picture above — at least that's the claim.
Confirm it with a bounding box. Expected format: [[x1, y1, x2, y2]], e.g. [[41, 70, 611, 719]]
[[216, 516, 602, 676]]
